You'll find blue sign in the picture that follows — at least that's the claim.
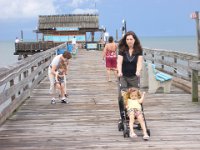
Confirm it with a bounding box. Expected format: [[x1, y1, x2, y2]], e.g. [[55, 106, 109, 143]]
[[87, 43, 98, 49], [44, 35, 85, 42], [56, 27, 79, 31]]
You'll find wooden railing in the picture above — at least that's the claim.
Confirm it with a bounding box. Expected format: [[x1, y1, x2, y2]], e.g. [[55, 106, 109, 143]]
[[143, 47, 200, 101], [14, 41, 64, 55], [143, 48, 199, 80], [189, 60, 200, 102], [0, 43, 66, 124]]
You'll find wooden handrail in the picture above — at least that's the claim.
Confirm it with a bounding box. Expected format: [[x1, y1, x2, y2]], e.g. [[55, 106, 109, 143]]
[[143, 47, 199, 102], [189, 60, 200, 102], [0, 43, 66, 124], [143, 47, 199, 80]]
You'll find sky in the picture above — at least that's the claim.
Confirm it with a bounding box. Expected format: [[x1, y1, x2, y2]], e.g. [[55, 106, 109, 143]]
[[0, 0, 200, 41]]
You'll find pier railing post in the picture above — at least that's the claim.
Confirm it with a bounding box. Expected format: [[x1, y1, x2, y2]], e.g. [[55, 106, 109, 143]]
[[190, 11, 200, 102], [189, 60, 200, 102], [191, 69, 198, 102], [191, 11, 200, 59], [195, 11, 200, 60]]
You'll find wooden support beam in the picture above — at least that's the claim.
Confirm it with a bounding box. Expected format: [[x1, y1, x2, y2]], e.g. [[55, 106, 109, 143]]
[[191, 69, 199, 102]]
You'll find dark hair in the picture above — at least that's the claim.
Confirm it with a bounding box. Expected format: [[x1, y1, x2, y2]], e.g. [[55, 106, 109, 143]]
[[108, 36, 114, 43], [63, 51, 72, 59], [118, 31, 142, 54]]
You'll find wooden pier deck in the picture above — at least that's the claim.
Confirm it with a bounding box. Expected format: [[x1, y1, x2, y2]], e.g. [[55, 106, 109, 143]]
[[0, 49, 200, 150]]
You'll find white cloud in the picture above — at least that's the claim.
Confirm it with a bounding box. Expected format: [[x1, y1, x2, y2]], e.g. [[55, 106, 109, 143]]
[[68, 0, 100, 8], [72, 8, 98, 14], [0, 0, 56, 20], [69, 0, 86, 8], [68, 0, 100, 14], [0, 0, 101, 20]]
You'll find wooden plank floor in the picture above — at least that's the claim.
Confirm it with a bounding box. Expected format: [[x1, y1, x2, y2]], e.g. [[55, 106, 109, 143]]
[[0, 49, 200, 150]]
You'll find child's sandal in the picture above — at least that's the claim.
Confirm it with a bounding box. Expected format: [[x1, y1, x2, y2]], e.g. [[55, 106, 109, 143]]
[[143, 135, 150, 140], [130, 132, 137, 138]]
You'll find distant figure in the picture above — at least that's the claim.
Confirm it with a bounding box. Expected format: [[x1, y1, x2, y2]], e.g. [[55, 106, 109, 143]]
[[72, 36, 76, 47], [104, 32, 109, 43], [15, 37, 20, 43], [99, 37, 104, 44], [102, 36, 117, 82], [99, 37, 105, 50], [72, 36, 78, 56]]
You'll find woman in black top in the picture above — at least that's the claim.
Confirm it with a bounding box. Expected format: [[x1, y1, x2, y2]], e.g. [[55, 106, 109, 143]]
[[117, 31, 143, 90], [117, 31, 143, 120]]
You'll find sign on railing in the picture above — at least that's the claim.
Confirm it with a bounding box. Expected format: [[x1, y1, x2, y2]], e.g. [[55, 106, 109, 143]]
[[190, 12, 198, 19]]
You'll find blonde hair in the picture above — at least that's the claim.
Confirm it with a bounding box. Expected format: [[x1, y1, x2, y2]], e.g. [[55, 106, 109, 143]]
[[59, 63, 66, 70], [122, 88, 141, 107], [128, 88, 141, 99]]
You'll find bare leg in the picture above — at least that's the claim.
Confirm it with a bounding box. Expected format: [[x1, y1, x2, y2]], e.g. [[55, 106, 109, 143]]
[[137, 113, 149, 139], [60, 83, 65, 98], [114, 69, 118, 78], [52, 84, 56, 98], [59, 83, 68, 103], [64, 75, 68, 96], [129, 112, 137, 137], [48, 72, 56, 100], [112, 68, 118, 80], [106, 68, 111, 81], [56, 83, 61, 95]]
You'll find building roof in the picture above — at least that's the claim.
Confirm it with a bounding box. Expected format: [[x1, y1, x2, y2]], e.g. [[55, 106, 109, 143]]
[[38, 14, 99, 30]]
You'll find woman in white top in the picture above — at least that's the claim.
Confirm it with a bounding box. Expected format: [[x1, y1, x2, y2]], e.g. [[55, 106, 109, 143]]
[[48, 51, 72, 104]]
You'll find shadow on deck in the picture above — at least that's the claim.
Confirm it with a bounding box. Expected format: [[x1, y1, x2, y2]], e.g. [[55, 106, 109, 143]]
[[0, 49, 200, 150]]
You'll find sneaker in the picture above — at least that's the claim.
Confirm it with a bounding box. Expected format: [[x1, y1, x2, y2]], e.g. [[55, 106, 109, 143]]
[[51, 98, 56, 104], [61, 98, 69, 104]]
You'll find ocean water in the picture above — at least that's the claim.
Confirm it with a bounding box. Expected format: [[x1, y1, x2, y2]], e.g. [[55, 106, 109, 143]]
[[0, 36, 198, 67], [140, 36, 197, 55], [0, 41, 18, 67]]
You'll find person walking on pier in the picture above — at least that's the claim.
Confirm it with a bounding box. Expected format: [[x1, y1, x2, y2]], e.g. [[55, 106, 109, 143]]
[[72, 36, 77, 49], [117, 31, 143, 89], [48, 51, 72, 104], [117, 31, 143, 121], [102, 36, 118, 82]]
